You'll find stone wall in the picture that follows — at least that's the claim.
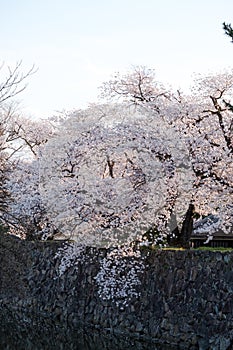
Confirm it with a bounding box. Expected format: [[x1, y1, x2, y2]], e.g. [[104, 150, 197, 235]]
[[1, 233, 233, 350]]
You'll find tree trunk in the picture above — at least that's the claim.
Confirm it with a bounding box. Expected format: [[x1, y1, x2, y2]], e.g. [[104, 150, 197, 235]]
[[180, 203, 194, 249], [167, 212, 180, 246]]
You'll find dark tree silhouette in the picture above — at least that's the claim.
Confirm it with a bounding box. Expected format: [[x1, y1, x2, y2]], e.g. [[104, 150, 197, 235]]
[[223, 22, 233, 42]]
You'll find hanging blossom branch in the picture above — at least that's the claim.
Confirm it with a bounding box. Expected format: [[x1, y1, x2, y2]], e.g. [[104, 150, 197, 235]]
[[95, 246, 145, 309]]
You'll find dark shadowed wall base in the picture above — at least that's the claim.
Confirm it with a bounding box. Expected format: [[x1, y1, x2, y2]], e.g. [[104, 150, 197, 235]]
[[0, 234, 233, 350]]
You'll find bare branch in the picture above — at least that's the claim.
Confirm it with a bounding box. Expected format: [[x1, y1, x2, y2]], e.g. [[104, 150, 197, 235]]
[[0, 61, 37, 105]]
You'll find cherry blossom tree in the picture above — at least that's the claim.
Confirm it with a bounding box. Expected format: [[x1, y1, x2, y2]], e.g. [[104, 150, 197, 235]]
[[39, 103, 193, 247], [0, 107, 55, 236], [3, 65, 232, 246], [5, 159, 57, 239], [0, 61, 36, 229], [184, 71, 233, 234], [100, 67, 233, 239], [0, 67, 54, 238], [1, 112, 56, 238]]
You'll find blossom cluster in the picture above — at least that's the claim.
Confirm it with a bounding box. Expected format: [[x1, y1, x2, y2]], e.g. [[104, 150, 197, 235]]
[[95, 246, 145, 308], [54, 241, 145, 308]]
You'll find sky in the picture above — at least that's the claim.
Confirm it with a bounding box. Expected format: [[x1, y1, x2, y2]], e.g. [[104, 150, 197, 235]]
[[1, 0, 233, 119]]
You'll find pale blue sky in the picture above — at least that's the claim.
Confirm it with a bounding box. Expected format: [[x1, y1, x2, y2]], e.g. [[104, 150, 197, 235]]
[[1, 0, 233, 118]]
